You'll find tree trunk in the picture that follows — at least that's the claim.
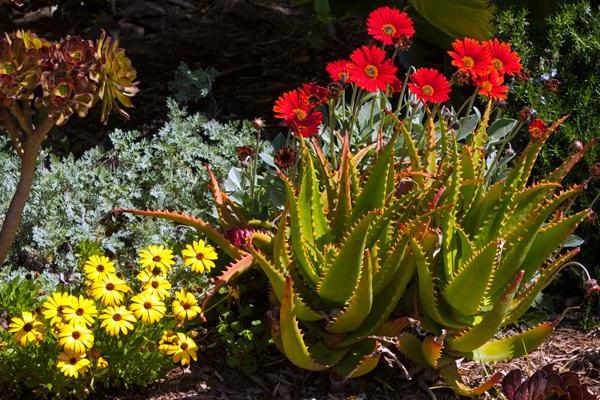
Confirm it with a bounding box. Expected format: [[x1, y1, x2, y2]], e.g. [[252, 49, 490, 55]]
[[0, 142, 41, 266]]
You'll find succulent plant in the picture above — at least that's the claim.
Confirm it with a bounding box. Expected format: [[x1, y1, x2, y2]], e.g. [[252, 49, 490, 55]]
[[242, 134, 446, 379], [392, 105, 595, 395], [502, 364, 596, 400], [0, 30, 137, 266]]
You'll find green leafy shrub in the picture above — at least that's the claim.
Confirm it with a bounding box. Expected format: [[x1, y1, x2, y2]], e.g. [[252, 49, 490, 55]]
[[495, 2, 600, 277], [0, 100, 264, 281]]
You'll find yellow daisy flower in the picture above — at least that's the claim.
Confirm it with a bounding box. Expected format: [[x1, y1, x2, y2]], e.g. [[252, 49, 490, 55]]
[[138, 245, 175, 274], [141, 275, 172, 300], [182, 240, 218, 273], [136, 266, 167, 282], [129, 292, 166, 324], [98, 305, 137, 336], [42, 292, 75, 325], [63, 295, 97, 326], [83, 255, 116, 281], [172, 290, 201, 321], [56, 351, 90, 378], [158, 330, 178, 354], [96, 356, 109, 369], [8, 311, 44, 347], [58, 323, 94, 354], [90, 274, 129, 306], [166, 333, 198, 365]]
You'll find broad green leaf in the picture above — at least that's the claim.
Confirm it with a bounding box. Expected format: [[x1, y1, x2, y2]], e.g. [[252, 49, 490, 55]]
[[409, 0, 495, 40]]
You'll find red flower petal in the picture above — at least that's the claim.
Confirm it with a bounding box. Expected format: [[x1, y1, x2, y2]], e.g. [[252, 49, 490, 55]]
[[408, 68, 451, 104], [348, 45, 398, 92], [367, 6, 415, 46]]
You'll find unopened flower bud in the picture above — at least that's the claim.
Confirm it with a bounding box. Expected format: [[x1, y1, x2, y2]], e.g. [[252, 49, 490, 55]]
[[518, 106, 533, 122], [251, 117, 265, 131], [544, 78, 560, 93]]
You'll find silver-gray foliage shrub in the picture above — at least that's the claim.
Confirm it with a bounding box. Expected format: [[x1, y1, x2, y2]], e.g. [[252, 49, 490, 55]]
[[0, 100, 262, 282]]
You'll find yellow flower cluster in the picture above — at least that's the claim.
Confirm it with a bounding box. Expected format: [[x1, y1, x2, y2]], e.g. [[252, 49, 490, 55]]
[[7, 240, 218, 379]]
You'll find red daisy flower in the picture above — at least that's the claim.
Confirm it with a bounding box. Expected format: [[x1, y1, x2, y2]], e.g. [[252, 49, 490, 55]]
[[300, 83, 330, 106], [326, 59, 350, 82], [475, 71, 508, 100], [408, 68, 451, 104], [273, 89, 311, 122], [528, 118, 547, 140], [287, 111, 322, 137], [273, 89, 322, 137], [348, 45, 398, 92], [448, 38, 491, 78], [366, 6, 415, 46], [483, 39, 522, 76]]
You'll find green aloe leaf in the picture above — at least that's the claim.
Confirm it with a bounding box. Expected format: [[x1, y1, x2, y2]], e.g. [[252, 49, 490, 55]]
[[443, 240, 500, 316], [318, 212, 375, 303], [469, 322, 554, 363], [351, 135, 397, 221], [279, 277, 329, 370], [326, 248, 373, 334], [505, 248, 580, 324], [447, 271, 523, 353], [248, 246, 322, 321], [519, 210, 590, 283], [332, 339, 381, 379], [332, 134, 352, 238], [411, 239, 463, 329], [280, 173, 319, 285]]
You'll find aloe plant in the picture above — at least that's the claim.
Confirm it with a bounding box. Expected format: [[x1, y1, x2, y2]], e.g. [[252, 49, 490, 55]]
[[242, 133, 448, 378], [392, 105, 595, 395]]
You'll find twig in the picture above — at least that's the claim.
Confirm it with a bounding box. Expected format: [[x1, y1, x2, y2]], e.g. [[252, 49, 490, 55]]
[[0, 109, 24, 158]]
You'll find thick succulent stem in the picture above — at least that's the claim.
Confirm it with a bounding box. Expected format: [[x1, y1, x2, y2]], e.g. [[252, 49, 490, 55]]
[[0, 114, 54, 266]]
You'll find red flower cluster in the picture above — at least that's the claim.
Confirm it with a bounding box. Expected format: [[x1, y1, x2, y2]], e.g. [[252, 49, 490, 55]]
[[448, 37, 522, 100], [273, 83, 329, 137], [366, 6, 415, 47], [348, 45, 398, 92]]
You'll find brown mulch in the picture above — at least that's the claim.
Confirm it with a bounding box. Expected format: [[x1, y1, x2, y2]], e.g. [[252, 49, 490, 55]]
[[99, 326, 599, 400]]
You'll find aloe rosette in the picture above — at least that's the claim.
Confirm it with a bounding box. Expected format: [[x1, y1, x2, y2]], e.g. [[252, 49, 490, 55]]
[[393, 105, 595, 395], [243, 133, 445, 379]]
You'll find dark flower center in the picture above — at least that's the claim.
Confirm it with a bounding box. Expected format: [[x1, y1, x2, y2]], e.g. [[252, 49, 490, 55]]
[[364, 65, 379, 79], [57, 306, 65, 314], [151, 281, 159, 289], [151, 267, 162, 276], [183, 303, 191, 310], [195, 252, 205, 260], [113, 313, 122, 321], [382, 24, 396, 36], [143, 302, 152, 310], [76, 308, 85, 316], [492, 58, 503, 70], [152, 255, 161, 262], [72, 331, 81, 339], [106, 283, 115, 291], [97, 265, 104, 272], [70, 357, 78, 365], [23, 323, 33, 332], [180, 342, 189, 350]]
